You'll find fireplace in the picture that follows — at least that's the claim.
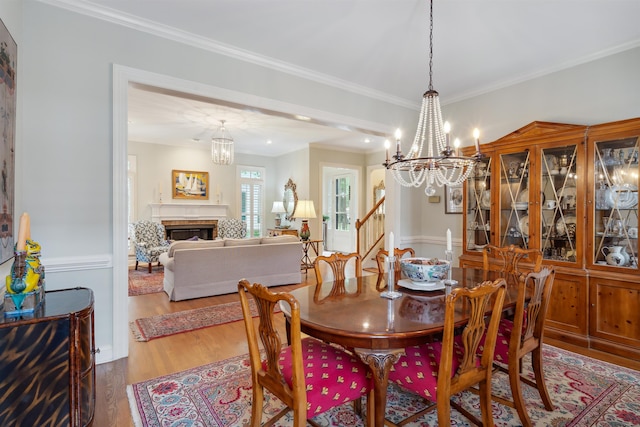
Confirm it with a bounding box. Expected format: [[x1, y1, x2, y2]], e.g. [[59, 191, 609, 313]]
[[162, 220, 218, 240], [151, 203, 227, 240]]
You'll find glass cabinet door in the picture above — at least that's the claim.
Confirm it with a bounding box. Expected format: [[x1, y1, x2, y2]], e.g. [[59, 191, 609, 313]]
[[540, 145, 579, 263], [498, 151, 531, 248], [593, 137, 639, 269], [465, 157, 492, 251]]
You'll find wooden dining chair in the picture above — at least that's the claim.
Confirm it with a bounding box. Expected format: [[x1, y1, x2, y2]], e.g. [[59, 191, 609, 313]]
[[313, 252, 362, 285], [488, 267, 556, 427], [388, 278, 507, 427], [482, 244, 542, 283], [237, 279, 374, 427], [375, 247, 415, 283]]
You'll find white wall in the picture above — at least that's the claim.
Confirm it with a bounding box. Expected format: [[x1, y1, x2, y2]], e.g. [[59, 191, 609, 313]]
[[129, 141, 280, 221]]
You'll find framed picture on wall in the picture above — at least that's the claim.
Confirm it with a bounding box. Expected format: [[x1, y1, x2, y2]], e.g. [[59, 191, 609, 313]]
[[445, 184, 463, 214], [172, 170, 209, 200], [0, 18, 17, 264]]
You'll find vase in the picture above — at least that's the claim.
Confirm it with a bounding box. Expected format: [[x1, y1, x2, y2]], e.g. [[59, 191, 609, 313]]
[[300, 220, 310, 241], [602, 246, 629, 266]]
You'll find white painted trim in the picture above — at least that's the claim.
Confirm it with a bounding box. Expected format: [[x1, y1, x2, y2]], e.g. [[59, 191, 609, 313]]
[[40, 254, 112, 273], [400, 235, 462, 248], [112, 64, 130, 361], [111, 64, 395, 362], [38, 0, 416, 110]]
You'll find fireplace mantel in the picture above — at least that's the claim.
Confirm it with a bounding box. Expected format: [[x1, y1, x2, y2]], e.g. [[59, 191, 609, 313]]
[[150, 203, 228, 222]]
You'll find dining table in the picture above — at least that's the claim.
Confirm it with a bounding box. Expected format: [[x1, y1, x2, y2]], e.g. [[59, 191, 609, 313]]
[[280, 266, 520, 427]]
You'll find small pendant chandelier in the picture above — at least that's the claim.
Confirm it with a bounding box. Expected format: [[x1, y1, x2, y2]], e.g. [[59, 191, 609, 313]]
[[211, 120, 234, 165], [384, 0, 482, 196]]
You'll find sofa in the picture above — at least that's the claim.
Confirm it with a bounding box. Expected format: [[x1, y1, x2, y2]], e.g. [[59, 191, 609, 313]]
[[158, 235, 302, 301]]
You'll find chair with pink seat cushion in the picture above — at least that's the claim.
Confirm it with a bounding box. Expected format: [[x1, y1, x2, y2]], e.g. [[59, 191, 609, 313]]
[[237, 279, 373, 427], [388, 279, 507, 427], [488, 267, 556, 427]]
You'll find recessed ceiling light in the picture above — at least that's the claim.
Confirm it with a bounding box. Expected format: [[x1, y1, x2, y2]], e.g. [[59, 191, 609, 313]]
[[267, 140, 273, 144], [364, 138, 371, 144], [192, 138, 200, 142], [295, 115, 311, 121]]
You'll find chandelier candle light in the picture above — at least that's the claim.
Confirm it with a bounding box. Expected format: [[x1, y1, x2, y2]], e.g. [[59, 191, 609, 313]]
[[384, 0, 482, 196], [381, 231, 402, 299]]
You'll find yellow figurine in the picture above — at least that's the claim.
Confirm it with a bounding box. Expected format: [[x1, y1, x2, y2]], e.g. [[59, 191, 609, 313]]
[[6, 239, 44, 294]]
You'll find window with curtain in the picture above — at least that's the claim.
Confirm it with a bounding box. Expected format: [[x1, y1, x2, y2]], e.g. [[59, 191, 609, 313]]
[[239, 166, 265, 237]]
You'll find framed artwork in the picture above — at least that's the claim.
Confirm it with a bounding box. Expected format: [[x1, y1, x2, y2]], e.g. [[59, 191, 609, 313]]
[[172, 170, 209, 200], [0, 18, 16, 264], [445, 184, 463, 214]]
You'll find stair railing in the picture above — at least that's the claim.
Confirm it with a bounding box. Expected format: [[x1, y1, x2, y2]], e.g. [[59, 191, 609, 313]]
[[355, 195, 385, 263]]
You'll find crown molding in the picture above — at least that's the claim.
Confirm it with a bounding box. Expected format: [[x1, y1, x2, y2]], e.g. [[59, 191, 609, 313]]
[[36, 0, 419, 110]]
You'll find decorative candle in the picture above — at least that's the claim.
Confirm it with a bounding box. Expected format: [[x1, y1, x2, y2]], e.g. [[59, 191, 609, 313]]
[[389, 231, 394, 258], [473, 128, 480, 154], [446, 228, 452, 252], [394, 128, 402, 155], [444, 121, 451, 149], [454, 138, 461, 157], [16, 212, 29, 251], [384, 139, 390, 163]]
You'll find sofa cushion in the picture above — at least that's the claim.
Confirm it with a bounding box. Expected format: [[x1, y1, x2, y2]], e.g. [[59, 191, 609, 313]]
[[168, 239, 225, 257], [260, 235, 300, 244], [224, 237, 262, 247]]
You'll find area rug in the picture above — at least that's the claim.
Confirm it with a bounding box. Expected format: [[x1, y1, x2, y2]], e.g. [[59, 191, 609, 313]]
[[127, 345, 640, 426], [129, 268, 164, 296], [130, 300, 272, 342]]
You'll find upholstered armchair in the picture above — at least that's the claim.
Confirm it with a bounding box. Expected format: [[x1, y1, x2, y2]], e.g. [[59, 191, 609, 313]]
[[132, 220, 170, 273], [218, 218, 247, 239]]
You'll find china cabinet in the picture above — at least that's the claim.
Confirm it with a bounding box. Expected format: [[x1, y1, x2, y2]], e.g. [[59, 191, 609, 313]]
[[460, 119, 640, 361]]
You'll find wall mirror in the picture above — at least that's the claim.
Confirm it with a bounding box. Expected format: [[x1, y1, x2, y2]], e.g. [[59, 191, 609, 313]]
[[283, 178, 298, 221]]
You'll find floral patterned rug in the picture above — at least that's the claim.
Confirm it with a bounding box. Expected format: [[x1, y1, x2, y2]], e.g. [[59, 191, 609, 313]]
[[127, 345, 640, 426], [130, 300, 267, 341], [128, 267, 164, 297]]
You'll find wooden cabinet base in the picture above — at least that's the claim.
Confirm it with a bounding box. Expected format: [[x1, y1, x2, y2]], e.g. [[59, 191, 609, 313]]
[[0, 288, 95, 426]]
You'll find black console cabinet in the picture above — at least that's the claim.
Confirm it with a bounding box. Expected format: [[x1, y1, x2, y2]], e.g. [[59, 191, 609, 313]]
[[0, 287, 95, 426]]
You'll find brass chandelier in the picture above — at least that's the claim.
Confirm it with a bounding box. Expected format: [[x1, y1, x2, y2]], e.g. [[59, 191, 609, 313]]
[[384, 0, 482, 196]]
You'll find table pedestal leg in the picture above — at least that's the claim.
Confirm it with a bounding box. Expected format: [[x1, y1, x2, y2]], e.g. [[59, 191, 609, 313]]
[[355, 348, 404, 427]]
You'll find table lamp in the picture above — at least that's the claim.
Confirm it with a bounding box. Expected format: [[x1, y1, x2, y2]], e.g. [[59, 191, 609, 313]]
[[271, 201, 286, 227], [292, 200, 316, 241]]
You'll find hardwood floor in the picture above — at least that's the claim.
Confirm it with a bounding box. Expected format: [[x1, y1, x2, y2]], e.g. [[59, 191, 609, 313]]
[[96, 269, 640, 427]]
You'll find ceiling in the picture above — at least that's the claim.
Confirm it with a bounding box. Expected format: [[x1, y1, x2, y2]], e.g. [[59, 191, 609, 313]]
[[50, 0, 640, 156]]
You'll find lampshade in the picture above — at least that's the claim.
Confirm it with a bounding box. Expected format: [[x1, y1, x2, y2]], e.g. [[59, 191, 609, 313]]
[[271, 201, 286, 214], [292, 200, 316, 219]]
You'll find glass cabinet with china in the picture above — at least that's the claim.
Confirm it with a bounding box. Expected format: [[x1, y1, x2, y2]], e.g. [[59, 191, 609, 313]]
[[498, 149, 531, 249], [460, 119, 640, 363], [540, 144, 580, 264], [591, 137, 638, 269], [464, 155, 492, 252]]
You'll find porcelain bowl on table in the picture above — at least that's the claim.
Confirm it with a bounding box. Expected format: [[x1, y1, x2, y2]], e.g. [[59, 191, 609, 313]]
[[400, 257, 450, 282]]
